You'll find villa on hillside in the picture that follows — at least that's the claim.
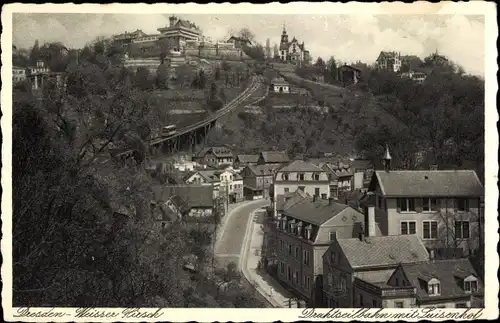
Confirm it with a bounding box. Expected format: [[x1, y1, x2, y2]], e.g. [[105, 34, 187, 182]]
[[278, 25, 310, 65], [375, 51, 402, 73]]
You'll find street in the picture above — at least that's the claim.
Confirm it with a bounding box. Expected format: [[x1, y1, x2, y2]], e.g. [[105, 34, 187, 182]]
[[214, 199, 269, 268]]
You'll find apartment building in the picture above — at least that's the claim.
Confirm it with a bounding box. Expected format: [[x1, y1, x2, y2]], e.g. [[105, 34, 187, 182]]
[[273, 160, 330, 217], [218, 167, 244, 203], [272, 195, 368, 306], [366, 147, 484, 256]]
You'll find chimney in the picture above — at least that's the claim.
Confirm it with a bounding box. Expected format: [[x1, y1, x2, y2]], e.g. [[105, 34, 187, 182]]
[[383, 144, 392, 172], [367, 206, 376, 237], [358, 230, 364, 241]]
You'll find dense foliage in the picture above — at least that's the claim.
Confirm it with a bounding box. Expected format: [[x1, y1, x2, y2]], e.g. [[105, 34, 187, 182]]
[[12, 40, 266, 307]]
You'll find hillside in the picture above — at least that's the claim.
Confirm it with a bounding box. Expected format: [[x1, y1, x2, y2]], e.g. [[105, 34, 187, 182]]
[[207, 64, 408, 158]]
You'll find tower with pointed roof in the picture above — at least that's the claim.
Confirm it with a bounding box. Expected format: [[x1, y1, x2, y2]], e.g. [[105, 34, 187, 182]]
[[278, 23, 309, 65], [383, 144, 392, 172]]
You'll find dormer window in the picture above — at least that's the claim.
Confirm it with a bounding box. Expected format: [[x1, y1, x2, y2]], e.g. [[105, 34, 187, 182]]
[[305, 225, 312, 240], [297, 222, 303, 236], [281, 173, 289, 181], [428, 278, 441, 296], [313, 173, 320, 181], [464, 276, 479, 293], [298, 173, 305, 181]]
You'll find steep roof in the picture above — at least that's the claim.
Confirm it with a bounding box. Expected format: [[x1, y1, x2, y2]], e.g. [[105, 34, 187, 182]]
[[399, 258, 481, 300], [276, 189, 311, 211], [236, 154, 260, 164], [195, 146, 232, 158], [336, 235, 429, 269], [195, 169, 221, 183], [372, 170, 484, 197], [279, 160, 325, 173], [152, 185, 213, 208], [282, 198, 351, 226], [270, 77, 289, 86], [247, 163, 283, 176], [260, 151, 290, 164]]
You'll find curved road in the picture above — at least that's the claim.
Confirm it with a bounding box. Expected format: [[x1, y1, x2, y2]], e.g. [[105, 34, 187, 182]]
[[215, 199, 270, 269]]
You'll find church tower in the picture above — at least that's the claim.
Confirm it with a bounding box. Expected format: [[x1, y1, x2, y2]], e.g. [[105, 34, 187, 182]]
[[280, 23, 289, 44]]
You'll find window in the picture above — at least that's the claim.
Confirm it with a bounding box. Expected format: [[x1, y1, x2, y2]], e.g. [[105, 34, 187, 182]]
[[314, 173, 320, 180], [321, 193, 327, 200], [395, 301, 404, 308], [298, 173, 305, 181], [284, 187, 289, 193], [428, 281, 441, 296], [282, 173, 289, 181], [423, 221, 438, 239], [288, 243, 293, 255], [229, 185, 232, 190], [395, 278, 399, 286], [279, 240, 284, 251], [423, 198, 438, 212], [295, 246, 300, 259], [457, 198, 470, 212], [464, 279, 478, 293], [294, 270, 300, 284], [327, 273, 334, 287], [378, 196, 382, 208], [340, 276, 347, 291], [315, 188, 320, 197], [330, 251, 337, 264], [298, 186, 305, 192], [455, 221, 470, 239], [303, 250, 310, 266], [399, 198, 415, 212], [287, 266, 292, 281], [304, 276, 312, 290], [329, 231, 336, 241], [401, 221, 417, 235], [280, 262, 285, 274]]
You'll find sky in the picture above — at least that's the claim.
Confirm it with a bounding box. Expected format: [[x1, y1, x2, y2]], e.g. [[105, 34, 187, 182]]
[[12, 13, 485, 76]]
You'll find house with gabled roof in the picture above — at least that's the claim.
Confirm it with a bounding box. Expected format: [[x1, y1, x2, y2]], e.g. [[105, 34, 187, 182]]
[[375, 51, 402, 73], [192, 146, 234, 168], [151, 185, 214, 225], [366, 146, 484, 257], [257, 151, 290, 165], [389, 258, 483, 308], [323, 232, 430, 308], [272, 193, 374, 307], [241, 163, 283, 200], [184, 169, 222, 198], [226, 36, 253, 49], [234, 154, 260, 168]]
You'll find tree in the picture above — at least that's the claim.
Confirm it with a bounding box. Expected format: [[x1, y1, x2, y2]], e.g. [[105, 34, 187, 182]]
[[314, 57, 326, 70], [134, 67, 153, 91], [243, 43, 265, 61], [214, 66, 221, 81], [156, 60, 169, 90], [29, 39, 40, 65], [325, 56, 338, 83], [198, 69, 207, 89], [238, 28, 255, 42]]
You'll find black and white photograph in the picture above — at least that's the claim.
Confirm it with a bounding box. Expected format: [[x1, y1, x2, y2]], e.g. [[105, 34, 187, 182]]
[[1, 2, 498, 321]]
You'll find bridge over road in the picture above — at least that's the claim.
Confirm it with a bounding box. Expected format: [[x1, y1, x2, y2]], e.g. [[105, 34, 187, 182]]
[[113, 75, 265, 161]]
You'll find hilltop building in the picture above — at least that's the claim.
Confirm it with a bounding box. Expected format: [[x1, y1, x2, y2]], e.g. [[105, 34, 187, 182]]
[[375, 51, 402, 73], [157, 15, 202, 52], [278, 24, 310, 65]]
